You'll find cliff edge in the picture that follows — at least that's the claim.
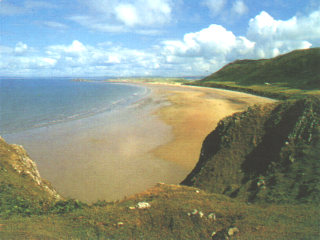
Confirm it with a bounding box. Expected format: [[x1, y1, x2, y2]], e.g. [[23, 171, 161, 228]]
[[182, 97, 320, 203], [0, 137, 61, 217]]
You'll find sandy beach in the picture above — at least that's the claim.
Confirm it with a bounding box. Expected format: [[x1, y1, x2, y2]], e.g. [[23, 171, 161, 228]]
[[147, 84, 275, 170], [4, 83, 274, 203]]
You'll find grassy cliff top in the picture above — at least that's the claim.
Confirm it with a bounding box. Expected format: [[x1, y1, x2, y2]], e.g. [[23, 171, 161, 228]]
[[182, 96, 320, 204], [1, 181, 319, 239], [0, 138, 61, 218], [189, 48, 320, 99]]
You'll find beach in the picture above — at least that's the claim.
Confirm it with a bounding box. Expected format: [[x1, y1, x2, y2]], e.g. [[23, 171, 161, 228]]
[[4, 83, 274, 203]]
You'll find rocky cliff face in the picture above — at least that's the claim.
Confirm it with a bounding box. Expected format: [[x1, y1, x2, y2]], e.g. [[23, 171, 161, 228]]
[[0, 136, 61, 201], [182, 97, 320, 203]]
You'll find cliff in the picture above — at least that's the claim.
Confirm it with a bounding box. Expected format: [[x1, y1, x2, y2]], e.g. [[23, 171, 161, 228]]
[[182, 97, 320, 203], [0, 136, 61, 217], [0, 100, 319, 238]]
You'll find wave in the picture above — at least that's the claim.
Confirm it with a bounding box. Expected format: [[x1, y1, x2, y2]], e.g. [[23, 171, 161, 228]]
[[0, 81, 150, 135]]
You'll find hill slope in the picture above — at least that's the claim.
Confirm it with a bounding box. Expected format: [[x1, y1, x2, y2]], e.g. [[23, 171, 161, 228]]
[[0, 137, 61, 217], [182, 97, 320, 204], [188, 48, 320, 98], [1, 134, 319, 239]]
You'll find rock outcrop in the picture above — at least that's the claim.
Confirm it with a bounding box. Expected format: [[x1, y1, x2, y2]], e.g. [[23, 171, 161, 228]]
[[0, 136, 61, 200]]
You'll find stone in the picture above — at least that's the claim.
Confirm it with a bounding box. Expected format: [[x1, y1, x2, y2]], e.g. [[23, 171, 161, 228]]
[[228, 227, 239, 236], [208, 213, 216, 220], [1, 138, 61, 200], [191, 209, 198, 215], [212, 226, 239, 240], [117, 222, 124, 227], [136, 202, 151, 209]]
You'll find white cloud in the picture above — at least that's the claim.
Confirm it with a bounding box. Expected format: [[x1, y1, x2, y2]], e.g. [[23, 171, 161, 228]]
[[0, 40, 164, 76], [203, 0, 248, 18], [1, 8, 319, 77], [69, 15, 126, 33], [114, 0, 172, 27], [159, 8, 319, 75], [247, 10, 319, 57], [231, 0, 248, 15], [202, 0, 227, 16], [163, 24, 242, 58], [115, 4, 139, 27], [43, 21, 68, 29], [14, 42, 28, 54], [161, 24, 256, 74], [71, 0, 173, 33]]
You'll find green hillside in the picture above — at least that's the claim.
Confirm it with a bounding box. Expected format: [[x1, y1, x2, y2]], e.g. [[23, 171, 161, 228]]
[[0, 138, 62, 218], [1, 127, 319, 239], [182, 97, 320, 204], [1, 48, 320, 239], [188, 48, 320, 98]]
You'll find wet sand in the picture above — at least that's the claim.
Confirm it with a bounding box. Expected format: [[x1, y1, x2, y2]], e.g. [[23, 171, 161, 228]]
[[149, 84, 275, 169], [4, 83, 274, 203]]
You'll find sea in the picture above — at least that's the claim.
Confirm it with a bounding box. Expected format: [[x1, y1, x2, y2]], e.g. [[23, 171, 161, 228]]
[[0, 77, 149, 135]]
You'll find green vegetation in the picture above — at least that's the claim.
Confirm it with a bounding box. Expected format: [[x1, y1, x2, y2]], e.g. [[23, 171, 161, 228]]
[[1, 48, 320, 239], [187, 48, 320, 99], [0, 182, 319, 239], [0, 138, 58, 218], [1, 100, 319, 240], [182, 97, 320, 204], [106, 77, 191, 85]]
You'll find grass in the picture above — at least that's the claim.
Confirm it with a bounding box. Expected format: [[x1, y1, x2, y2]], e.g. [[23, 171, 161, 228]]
[[1, 48, 320, 238], [105, 77, 191, 85], [187, 48, 320, 99], [1, 184, 319, 239], [1, 137, 319, 239], [0, 138, 58, 218], [182, 97, 320, 205]]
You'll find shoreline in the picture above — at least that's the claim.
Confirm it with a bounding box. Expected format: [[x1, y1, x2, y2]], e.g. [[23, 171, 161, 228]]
[[137, 83, 275, 169], [4, 82, 275, 203]]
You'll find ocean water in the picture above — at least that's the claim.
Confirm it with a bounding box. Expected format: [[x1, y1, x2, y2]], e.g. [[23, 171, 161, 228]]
[[0, 78, 148, 135]]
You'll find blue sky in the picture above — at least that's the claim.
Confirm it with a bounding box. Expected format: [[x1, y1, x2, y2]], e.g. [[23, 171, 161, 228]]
[[1, 0, 319, 77]]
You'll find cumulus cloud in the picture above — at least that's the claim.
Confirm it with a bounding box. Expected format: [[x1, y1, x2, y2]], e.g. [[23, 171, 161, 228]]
[[0, 43, 57, 76], [0, 40, 163, 76], [14, 42, 29, 54], [1, 8, 319, 77], [161, 24, 255, 73], [115, 4, 139, 27], [247, 10, 319, 57], [115, 0, 172, 27], [163, 24, 246, 58], [202, 0, 227, 16], [203, 0, 248, 18], [160, 8, 319, 74], [231, 0, 248, 15], [72, 0, 173, 33]]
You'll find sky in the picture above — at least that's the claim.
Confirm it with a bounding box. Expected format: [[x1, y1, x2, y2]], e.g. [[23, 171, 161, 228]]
[[0, 0, 320, 77]]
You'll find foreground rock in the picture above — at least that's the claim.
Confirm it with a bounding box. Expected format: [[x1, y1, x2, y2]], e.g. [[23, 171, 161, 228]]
[[0, 136, 61, 200]]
